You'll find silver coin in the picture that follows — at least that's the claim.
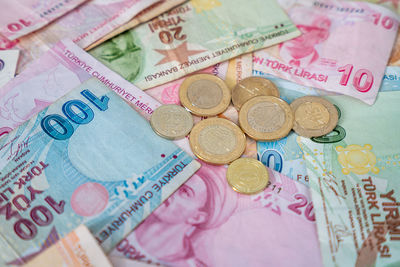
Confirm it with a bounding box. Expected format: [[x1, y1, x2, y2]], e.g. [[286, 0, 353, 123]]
[[150, 105, 194, 140]]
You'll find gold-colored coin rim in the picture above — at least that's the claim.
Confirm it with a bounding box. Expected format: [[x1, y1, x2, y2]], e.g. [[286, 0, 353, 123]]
[[238, 96, 294, 141], [150, 104, 194, 140], [290, 96, 339, 138], [232, 76, 280, 110], [226, 158, 269, 195], [189, 117, 246, 165], [179, 74, 231, 116]]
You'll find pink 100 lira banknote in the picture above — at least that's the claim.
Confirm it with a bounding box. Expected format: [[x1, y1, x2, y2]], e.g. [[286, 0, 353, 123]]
[[110, 162, 322, 267], [0, 0, 88, 40], [253, 0, 399, 105]]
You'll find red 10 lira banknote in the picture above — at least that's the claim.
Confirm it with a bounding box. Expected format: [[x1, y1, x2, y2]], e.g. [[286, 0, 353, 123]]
[[0, 0, 88, 40], [253, 0, 399, 105]]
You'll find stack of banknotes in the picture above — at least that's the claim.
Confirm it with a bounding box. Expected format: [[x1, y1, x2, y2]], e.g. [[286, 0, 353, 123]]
[[0, 0, 399, 266]]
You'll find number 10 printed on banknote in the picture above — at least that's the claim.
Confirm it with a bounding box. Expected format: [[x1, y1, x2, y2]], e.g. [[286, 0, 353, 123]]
[[0, 78, 200, 265], [253, 0, 399, 105]]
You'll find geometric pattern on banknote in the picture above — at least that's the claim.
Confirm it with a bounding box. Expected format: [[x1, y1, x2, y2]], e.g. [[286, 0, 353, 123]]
[[336, 144, 380, 175]]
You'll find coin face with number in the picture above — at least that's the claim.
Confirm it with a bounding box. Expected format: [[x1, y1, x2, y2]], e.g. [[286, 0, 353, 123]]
[[179, 74, 231, 116], [232, 76, 280, 110], [239, 96, 294, 141], [290, 96, 338, 138], [150, 105, 193, 140], [189, 118, 246, 165], [227, 158, 269, 195]]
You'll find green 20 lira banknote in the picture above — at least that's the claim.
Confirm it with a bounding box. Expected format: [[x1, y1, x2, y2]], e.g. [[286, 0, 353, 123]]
[[299, 91, 400, 267], [90, 0, 300, 89]]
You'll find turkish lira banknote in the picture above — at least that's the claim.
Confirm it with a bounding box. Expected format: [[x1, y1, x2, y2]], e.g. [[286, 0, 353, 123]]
[[89, 0, 301, 89], [0, 40, 160, 138], [358, 0, 400, 15], [86, 0, 187, 50], [0, 0, 87, 40], [298, 91, 400, 267], [0, 78, 200, 265], [256, 66, 400, 186], [23, 225, 112, 267], [110, 162, 322, 267], [253, 0, 399, 105], [1, 0, 172, 71]]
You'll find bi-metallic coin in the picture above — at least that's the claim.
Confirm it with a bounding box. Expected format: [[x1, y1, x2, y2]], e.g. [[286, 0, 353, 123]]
[[290, 96, 339, 138], [179, 74, 231, 116], [189, 117, 246, 165], [150, 104, 193, 140], [238, 96, 294, 141], [232, 76, 280, 110]]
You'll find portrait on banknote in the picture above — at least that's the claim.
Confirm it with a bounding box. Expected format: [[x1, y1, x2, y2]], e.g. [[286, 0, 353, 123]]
[[113, 162, 321, 266]]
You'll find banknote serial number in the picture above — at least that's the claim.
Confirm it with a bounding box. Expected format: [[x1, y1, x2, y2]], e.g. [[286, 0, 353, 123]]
[[313, 2, 364, 14], [41, 89, 109, 140]]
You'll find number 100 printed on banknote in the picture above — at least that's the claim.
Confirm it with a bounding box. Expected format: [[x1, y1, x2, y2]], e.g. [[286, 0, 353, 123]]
[[253, 0, 399, 105], [0, 78, 200, 265]]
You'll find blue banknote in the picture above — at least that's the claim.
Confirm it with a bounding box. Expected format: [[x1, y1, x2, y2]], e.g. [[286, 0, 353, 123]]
[[0, 78, 200, 265], [255, 66, 400, 186]]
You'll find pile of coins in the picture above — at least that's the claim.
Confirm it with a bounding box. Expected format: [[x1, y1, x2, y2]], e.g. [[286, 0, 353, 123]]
[[150, 74, 339, 195]]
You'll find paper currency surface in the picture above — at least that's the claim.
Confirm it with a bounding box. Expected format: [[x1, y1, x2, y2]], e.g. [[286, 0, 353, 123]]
[[110, 162, 322, 267], [389, 30, 400, 65], [0, 78, 200, 265], [110, 256, 158, 267], [0, 0, 87, 40], [71, 0, 161, 48], [23, 225, 112, 267], [0, 50, 19, 88], [253, 0, 399, 105], [255, 66, 400, 186], [224, 53, 253, 90], [86, 0, 187, 51], [0, 40, 161, 138], [298, 91, 400, 267], [89, 0, 301, 89], [357, 0, 400, 15], [1, 0, 167, 71]]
